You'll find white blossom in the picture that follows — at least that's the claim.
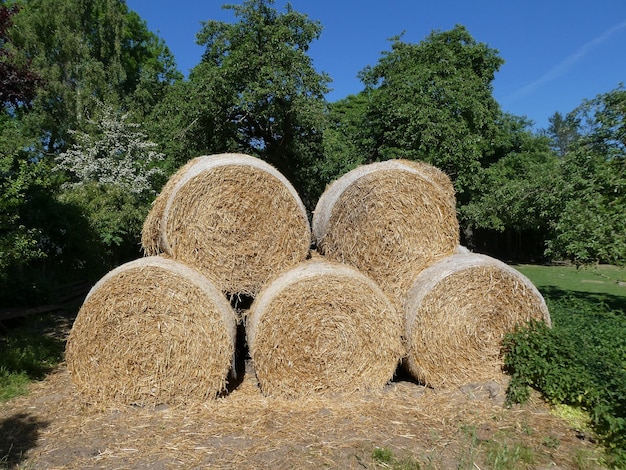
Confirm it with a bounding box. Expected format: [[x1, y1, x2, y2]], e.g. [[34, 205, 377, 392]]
[[56, 105, 165, 196]]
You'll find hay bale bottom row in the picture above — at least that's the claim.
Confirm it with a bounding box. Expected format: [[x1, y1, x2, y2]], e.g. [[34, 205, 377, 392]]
[[403, 252, 551, 388], [66, 257, 237, 406], [66, 253, 551, 405], [246, 260, 405, 398]]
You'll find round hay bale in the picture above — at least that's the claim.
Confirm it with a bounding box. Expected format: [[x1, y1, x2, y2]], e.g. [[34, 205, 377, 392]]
[[403, 252, 551, 388], [142, 158, 199, 256], [312, 159, 459, 306], [66, 256, 238, 406], [141, 153, 311, 297], [246, 259, 404, 398]]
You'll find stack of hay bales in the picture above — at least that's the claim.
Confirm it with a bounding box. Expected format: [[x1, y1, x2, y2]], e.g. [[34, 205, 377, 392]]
[[312, 159, 551, 389], [67, 153, 551, 405]]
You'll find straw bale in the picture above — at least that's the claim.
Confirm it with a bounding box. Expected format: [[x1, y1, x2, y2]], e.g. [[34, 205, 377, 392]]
[[403, 252, 551, 388], [312, 159, 459, 306], [141, 159, 199, 256], [141, 153, 311, 297], [246, 259, 404, 398], [65, 256, 238, 406]]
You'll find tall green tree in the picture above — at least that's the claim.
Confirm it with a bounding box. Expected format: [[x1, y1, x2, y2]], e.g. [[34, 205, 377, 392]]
[[546, 85, 626, 265], [357, 25, 504, 198], [1, 0, 180, 302], [544, 111, 580, 157], [1, 1, 46, 284], [150, 0, 330, 207], [460, 114, 559, 257], [0, 2, 41, 109], [10, 0, 180, 153]]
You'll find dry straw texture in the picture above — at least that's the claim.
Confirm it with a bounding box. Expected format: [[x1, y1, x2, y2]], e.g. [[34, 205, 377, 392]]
[[246, 259, 404, 398], [141, 158, 199, 256], [141, 153, 311, 297], [403, 252, 551, 388], [65, 256, 238, 407], [312, 159, 459, 307]]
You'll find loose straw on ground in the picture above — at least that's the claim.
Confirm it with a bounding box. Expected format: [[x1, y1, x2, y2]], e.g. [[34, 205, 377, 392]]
[[65, 256, 238, 406], [312, 159, 459, 307], [403, 252, 551, 388], [142, 153, 311, 297], [246, 259, 404, 398]]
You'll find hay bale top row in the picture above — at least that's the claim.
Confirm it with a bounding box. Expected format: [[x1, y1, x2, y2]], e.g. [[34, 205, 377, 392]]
[[313, 159, 460, 307], [141, 153, 311, 297]]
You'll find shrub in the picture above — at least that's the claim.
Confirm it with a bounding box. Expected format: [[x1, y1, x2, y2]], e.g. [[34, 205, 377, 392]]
[[503, 296, 626, 465]]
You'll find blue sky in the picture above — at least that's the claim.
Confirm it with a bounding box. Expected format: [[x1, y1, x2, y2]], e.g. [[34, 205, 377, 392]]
[[126, 0, 626, 131]]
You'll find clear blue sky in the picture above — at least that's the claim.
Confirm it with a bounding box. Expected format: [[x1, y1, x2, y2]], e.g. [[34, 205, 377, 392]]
[[126, 0, 626, 131]]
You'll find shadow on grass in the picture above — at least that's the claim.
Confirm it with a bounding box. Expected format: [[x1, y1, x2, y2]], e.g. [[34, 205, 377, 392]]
[[0, 413, 49, 468], [538, 285, 626, 316]]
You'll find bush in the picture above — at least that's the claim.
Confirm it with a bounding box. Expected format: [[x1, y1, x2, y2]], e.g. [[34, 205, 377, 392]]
[[503, 296, 626, 465]]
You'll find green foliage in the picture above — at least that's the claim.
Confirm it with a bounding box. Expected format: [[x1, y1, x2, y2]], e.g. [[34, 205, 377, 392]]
[[371, 447, 421, 469], [543, 111, 580, 157], [150, 0, 330, 207], [546, 153, 625, 266], [10, 0, 180, 153], [503, 295, 626, 463], [58, 182, 148, 265], [56, 103, 165, 197], [0, 121, 45, 278], [461, 140, 558, 234], [483, 441, 535, 469], [544, 85, 626, 266], [357, 25, 504, 196]]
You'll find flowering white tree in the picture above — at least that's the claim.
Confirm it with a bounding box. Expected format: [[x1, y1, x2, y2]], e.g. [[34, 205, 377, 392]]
[[55, 104, 166, 263], [56, 104, 164, 197]]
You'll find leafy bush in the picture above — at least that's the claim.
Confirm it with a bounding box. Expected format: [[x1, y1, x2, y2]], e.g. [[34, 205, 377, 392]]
[[503, 295, 626, 464]]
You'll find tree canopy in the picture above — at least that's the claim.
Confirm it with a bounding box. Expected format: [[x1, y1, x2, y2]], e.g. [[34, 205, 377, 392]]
[[1, 0, 624, 305], [356, 25, 504, 197], [149, 0, 330, 206]]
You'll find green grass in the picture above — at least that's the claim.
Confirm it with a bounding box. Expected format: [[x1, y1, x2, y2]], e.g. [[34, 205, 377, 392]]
[[371, 447, 422, 469], [512, 264, 626, 298], [0, 325, 65, 402]]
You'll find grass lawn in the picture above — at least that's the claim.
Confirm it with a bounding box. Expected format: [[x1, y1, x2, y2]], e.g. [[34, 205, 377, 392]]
[[512, 263, 626, 316], [512, 264, 626, 298]]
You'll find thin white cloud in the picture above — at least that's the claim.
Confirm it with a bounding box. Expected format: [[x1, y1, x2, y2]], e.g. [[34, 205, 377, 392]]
[[507, 19, 626, 102]]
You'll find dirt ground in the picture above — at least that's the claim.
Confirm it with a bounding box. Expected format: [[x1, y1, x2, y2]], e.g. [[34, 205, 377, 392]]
[[0, 311, 608, 470]]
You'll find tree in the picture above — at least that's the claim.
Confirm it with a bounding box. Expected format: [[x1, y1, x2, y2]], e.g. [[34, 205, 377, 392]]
[[460, 114, 559, 259], [56, 103, 165, 265], [1, 1, 46, 287], [317, 93, 372, 186], [546, 85, 626, 265], [150, 0, 330, 207], [544, 111, 579, 157], [0, 2, 42, 109], [10, 0, 180, 154], [357, 25, 504, 198], [56, 104, 165, 197]]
